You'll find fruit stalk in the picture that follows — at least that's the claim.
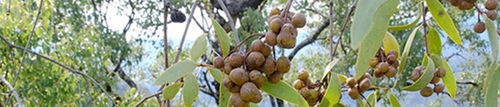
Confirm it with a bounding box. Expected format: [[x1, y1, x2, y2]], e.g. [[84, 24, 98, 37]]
[[422, 3, 431, 56], [225, 33, 265, 59]]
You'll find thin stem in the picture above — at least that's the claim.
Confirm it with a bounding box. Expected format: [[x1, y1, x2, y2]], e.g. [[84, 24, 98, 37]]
[[163, 1, 170, 107], [283, 0, 294, 20], [0, 76, 22, 107], [7, 0, 11, 15], [360, 94, 373, 107], [331, 0, 357, 59], [134, 91, 163, 107], [225, 33, 265, 58], [422, 3, 430, 56], [174, 0, 200, 63], [216, 0, 240, 45], [329, 0, 334, 61]]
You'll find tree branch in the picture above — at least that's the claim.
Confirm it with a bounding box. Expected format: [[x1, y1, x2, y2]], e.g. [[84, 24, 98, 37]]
[[0, 76, 22, 107], [216, 0, 240, 44], [288, 20, 329, 60], [174, 0, 200, 63]]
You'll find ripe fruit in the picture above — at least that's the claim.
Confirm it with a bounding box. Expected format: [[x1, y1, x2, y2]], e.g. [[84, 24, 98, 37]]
[[230, 93, 249, 107], [291, 13, 306, 28], [387, 55, 397, 64], [448, 0, 461, 6], [223, 76, 240, 93], [276, 56, 291, 73], [369, 58, 379, 68], [485, 0, 498, 10], [391, 61, 400, 68], [260, 57, 276, 75], [277, 31, 297, 49], [213, 56, 224, 68], [251, 40, 265, 52], [268, 15, 280, 24], [411, 66, 425, 82], [374, 70, 384, 78], [270, 8, 281, 16], [270, 18, 283, 33], [387, 49, 398, 57], [435, 67, 446, 78], [281, 23, 298, 37], [230, 68, 249, 86], [434, 84, 445, 93], [293, 80, 305, 89], [268, 72, 283, 83], [261, 45, 272, 57], [430, 76, 440, 84], [359, 79, 371, 92], [265, 31, 277, 46], [348, 88, 360, 99], [458, 1, 473, 10], [376, 62, 390, 73], [486, 10, 497, 20], [385, 66, 397, 78], [223, 63, 232, 74], [346, 77, 356, 87], [240, 82, 261, 102], [420, 86, 434, 97], [249, 70, 265, 88], [229, 53, 244, 68], [463, 0, 477, 3], [297, 70, 309, 81], [299, 87, 310, 98], [246, 52, 265, 69], [474, 22, 486, 33], [359, 73, 372, 82]]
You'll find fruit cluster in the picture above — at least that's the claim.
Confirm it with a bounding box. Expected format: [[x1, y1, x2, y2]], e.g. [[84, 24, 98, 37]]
[[410, 66, 447, 97], [346, 73, 372, 99], [447, 0, 498, 33], [265, 8, 307, 49], [293, 70, 322, 106], [370, 49, 399, 78]]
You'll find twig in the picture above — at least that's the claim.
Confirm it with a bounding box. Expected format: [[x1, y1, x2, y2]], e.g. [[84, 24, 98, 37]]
[[216, 0, 240, 45], [0, 35, 115, 106], [7, 0, 11, 15], [288, 20, 329, 60], [225, 33, 265, 58], [456, 81, 479, 87], [0, 76, 22, 107], [360, 94, 373, 107], [329, 0, 334, 61], [282, 0, 294, 20], [163, 0, 170, 107], [422, 3, 430, 56], [330, 0, 357, 60], [173, 0, 200, 63], [134, 91, 163, 107]]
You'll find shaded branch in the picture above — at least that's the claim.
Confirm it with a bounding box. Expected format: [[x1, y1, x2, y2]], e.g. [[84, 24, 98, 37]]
[[456, 81, 479, 87], [216, 0, 240, 44], [0, 76, 22, 107], [288, 20, 329, 60]]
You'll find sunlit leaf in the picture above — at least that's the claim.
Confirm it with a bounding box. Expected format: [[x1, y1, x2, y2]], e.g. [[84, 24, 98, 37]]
[[485, 64, 500, 107], [183, 74, 199, 107], [383, 32, 400, 58], [483, 15, 498, 63], [388, 91, 401, 107], [190, 33, 208, 61], [430, 55, 456, 99], [364, 92, 377, 107], [163, 82, 183, 100], [261, 80, 308, 107], [388, 12, 421, 30], [398, 25, 422, 73], [208, 68, 223, 83], [338, 74, 347, 83], [402, 55, 435, 91], [319, 73, 342, 107], [322, 58, 339, 81], [153, 60, 198, 85], [427, 28, 442, 55], [211, 18, 231, 57], [426, 0, 462, 45]]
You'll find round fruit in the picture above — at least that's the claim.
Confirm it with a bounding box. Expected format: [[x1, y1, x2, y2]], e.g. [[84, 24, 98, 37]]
[[293, 80, 305, 89], [430, 76, 440, 84], [229, 68, 249, 86], [387, 55, 397, 64], [261, 45, 271, 57], [281, 23, 298, 37], [291, 13, 306, 28], [229, 53, 244, 68], [391, 61, 400, 68], [434, 84, 445, 93], [420, 86, 434, 97], [246, 52, 266, 69], [374, 70, 384, 78], [411, 66, 425, 82], [251, 40, 265, 52], [223, 63, 232, 74], [359, 79, 371, 92], [270, 8, 281, 16], [387, 49, 398, 57], [485, 0, 498, 10], [474, 22, 486, 33], [369, 58, 379, 68], [265, 31, 278, 46], [376, 62, 390, 73], [385, 66, 397, 78], [308, 90, 319, 106], [277, 31, 297, 49], [249, 70, 265, 88], [213, 56, 224, 68], [359, 73, 372, 82], [348, 88, 360, 99], [230, 93, 249, 107], [299, 87, 310, 98], [268, 15, 280, 24], [269, 18, 283, 33], [223, 76, 240, 93], [240, 82, 261, 102], [260, 57, 276, 75], [487, 10, 497, 20], [297, 70, 309, 81], [463, 0, 477, 3], [448, 0, 461, 6], [276, 56, 291, 73], [268, 72, 283, 83], [458, 1, 473, 10], [435, 67, 446, 78], [346, 77, 356, 87]]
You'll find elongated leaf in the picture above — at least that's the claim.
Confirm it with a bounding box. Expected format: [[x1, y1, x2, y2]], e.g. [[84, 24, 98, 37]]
[[183, 74, 199, 107], [153, 60, 198, 85], [485, 64, 500, 107], [354, 0, 400, 80], [357, 98, 365, 107], [388, 13, 421, 30], [483, 15, 498, 63], [208, 68, 223, 83], [430, 55, 456, 99], [383, 32, 400, 58], [322, 58, 340, 81], [426, 0, 461, 45], [350, 0, 397, 49], [402, 55, 435, 91], [388, 92, 401, 107], [219, 83, 231, 107], [190, 33, 208, 61], [211, 18, 231, 57], [398, 25, 422, 73], [427, 28, 442, 55], [319, 73, 342, 107], [364, 92, 377, 107], [261, 80, 308, 107], [338, 74, 347, 83], [163, 82, 183, 100]]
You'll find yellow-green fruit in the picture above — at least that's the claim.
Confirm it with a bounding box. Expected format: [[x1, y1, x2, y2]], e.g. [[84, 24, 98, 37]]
[[240, 82, 261, 102], [276, 56, 291, 73], [223, 76, 240, 93], [230, 93, 249, 107], [376, 62, 390, 73], [474, 22, 486, 33], [297, 70, 309, 81], [223, 63, 232, 74], [448, 0, 461, 6], [420, 86, 433, 97], [487, 10, 497, 20], [270, 8, 281, 16], [430, 76, 440, 84], [246, 52, 266, 70], [268, 72, 283, 83], [359, 79, 371, 92], [249, 70, 265, 88], [291, 13, 306, 28], [346, 77, 356, 88], [229, 53, 244, 68], [230, 68, 249, 86], [269, 18, 283, 33], [348, 88, 359, 99], [260, 57, 276, 75], [268, 15, 281, 24], [369, 58, 379, 68], [434, 84, 445, 93], [265, 31, 278, 46], [293, 80, 305, 89], [308, 90, 319, 106], [385, 66, 397, 78], [485, 0, 498, 10], [458, 1, 473, 10], [277, 32, 296, 49], [250, 40, 265, 52], [261, 45, 271, 57], [299, 87, 310, 98], [435, 67, 447, 78], [213, 56, 224, 68]]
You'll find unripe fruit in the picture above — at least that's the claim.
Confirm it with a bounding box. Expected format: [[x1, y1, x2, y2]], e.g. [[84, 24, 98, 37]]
[[276, 56, 291, 73], [485, 0, 498, 10], [376, 62, 390, 73], [374, 70, 384, 78], [387, 49, 398, 57], [270, 8, 281, 16], [420, 86, 434, 97], [223, 76, 240, 93], [308, 90, 319, 106], [251, 40, 265, 52], [223, 63, 232, 74], [249, 70, 265, 88], [448, 0, 461, 6], [458, 1, 473, 10], [434, 84, 445, 93], [230, 93, 249, 107], [268, 72, 283, 83], [430, 76, 440, 84], [260, 57, 276, 75], [277, 31, 297, 49], [265, 31, 278, 46], [261, 45, 271, 57], [293, 80, 305, 89], [474, 22, 486, 33], [297, 70, 309, 81], [291, 13, 307, 28], [387, 55, 397, 64], [359, 79, 371, 92], [229, 53, 244, 68], [213, 56, 224, 68], [385, 66, 397, 78], [346, 77, 356, 87], [487, 10, 497, 20], [299, 87, 310, 98], [348, 88, 360, 99], [240, 82, 261, 102], [435, 67, 447, 78], [230, 68, 249, 86], [269, 18, 283, 33], [246, 52, 266, 69], [369, 58, 379, 68]]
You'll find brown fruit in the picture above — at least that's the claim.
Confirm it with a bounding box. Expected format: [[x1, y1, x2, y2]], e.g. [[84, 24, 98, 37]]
[[281, 23, 298, 37], [260, 57, 276, 75], [474, 22, 486, 33], [240, 82, 261, 102], [359, 79, 371, 92], [213, 56, 224, 69], [458, 1, 473, 10], [359, 73, 372, 82], [265, 31, 278, 46], [297, 70, 309, 81], [430, 76, 440, 84], [268, 72, 283, 83], [261, 45, 271, 57], [435, 67, 447, 78], [223, 63, 232, 74], [420, 86, 434, 97], [249, 70, 265, 88], [223, 76, 240, 93], [374, 70, 384, 78], [277, 31, 297, 49], [293, 80, 305, 89], [387, 54, 397, 64], [291, 13, 307, 28], [229, 53, 244, 68], [411, 66, 425, 82], [308, 90, 319, 106], [387, 49, 398, 57], [434, 84, 445, 93], [269, 18, 283, 33], [346, 77, 356, 87], [485, 0, 498, 10], [376, 62, 390, 73], [276, 56, 291, 73], [299, 87, 310, 98], [246, 52, 265, 69], [391, 60, 399, 68], [487, 10, 498, 20], [463, 0, 477, 3], [369, 58, 379, 68], [385, 66, 397, 78], [230, 93, 249, 107], [348, 88, 360, 99], [270, 8, 281, 16], [230, 68, 249, 86], [448, 0, 461, 6], [250, 40, 265, 52]]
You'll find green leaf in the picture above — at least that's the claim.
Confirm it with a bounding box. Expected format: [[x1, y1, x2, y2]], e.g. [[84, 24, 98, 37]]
[[357, 98, 365, 107], [364, 92, 377, 107], [388, 92, 401, 107], [219, 83, 231, 107], [261, 80, 308, 107], [402, 55, 435, 91], [211, 18, 231, 57], [153, 60, 198, 85], [398, 25, 422, 73], [383, 32, 400, 58], [319, 73, 342, 107], [426, 0, 462, 45], [190, 33, 208, 61], [208, 68, 223, 83], [249, 103, 259, 107], [427, 27, 442, 55], [483, 15, 498, 63], [163, 82, 183, 100], [337, 74, 347, 83], [430, 55, 456, 99], [183, 74, 199, 107], [388, 12, 421, 30], [485, 64, 500, 107], [321, 58, 340, 81], [354, 0, 399, 80]]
